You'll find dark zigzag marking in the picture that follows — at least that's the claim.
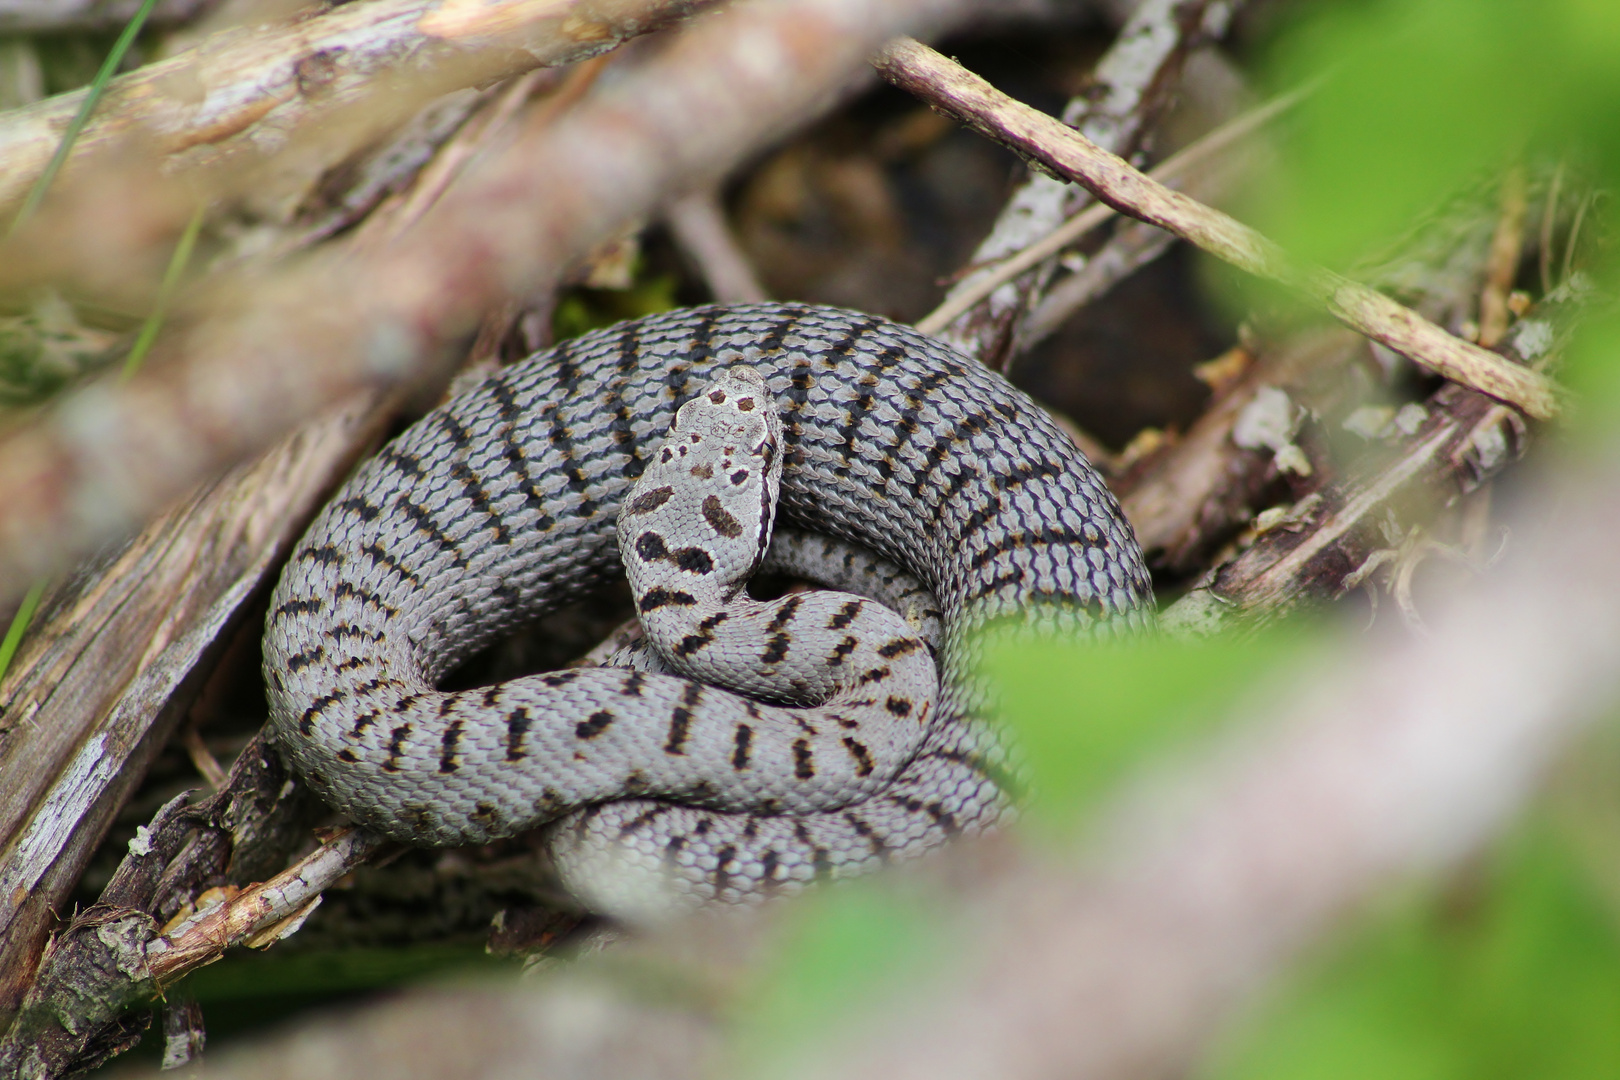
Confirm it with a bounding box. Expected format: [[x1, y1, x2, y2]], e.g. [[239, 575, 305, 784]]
[[395, 496, 468, 569], [843, 811, 890, 861], [298, 690, 345, 736], [966, 526, 1098, 572], [887, 793, 961, 836], [297, 544, 343, 568], [486, 377, 556, 532], [443, 412, 513, 545], [619, 803, 674, 836], [273, 597, 322, 621], [665, 682, 703, 755], [382, 722, 412, 773], [359, 542, 420, 586], [994, 457, 1067, 490], [378, 446, 426, 480], [754, 306, 810, 354], [439, 718, 464, 773], [878, 366, 955, 500], [711, 843, 738, 897]]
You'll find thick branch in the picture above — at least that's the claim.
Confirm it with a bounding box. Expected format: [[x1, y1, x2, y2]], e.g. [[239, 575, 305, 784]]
[[0, 0, 711, 220], [875, 38, 1560, 419], [0, 0, 979, 603], [0, 394, 391, 1016]]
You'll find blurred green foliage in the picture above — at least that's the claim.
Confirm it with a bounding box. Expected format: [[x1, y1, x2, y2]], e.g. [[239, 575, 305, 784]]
[[552, 273, 681, 342], [985, 627, 1311, 836], [1209, 807, 1620, 1080], [731, 626, 1309, 1077], [1254, 0, 1620, 273]]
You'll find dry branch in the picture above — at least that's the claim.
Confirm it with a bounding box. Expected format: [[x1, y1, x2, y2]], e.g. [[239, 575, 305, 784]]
[[0, 394, 392, 1017], [667, 189, 770, 304], [915, 83, 1301, 338], [0, 0, 711, 221], [0, 0, 982, 605], [924, 0, 1232, 367], [0, 0, 213, 33], [875, 38, 1561, 420]]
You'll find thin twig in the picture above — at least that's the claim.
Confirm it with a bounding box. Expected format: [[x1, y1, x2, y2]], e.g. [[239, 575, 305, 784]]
[[145, 828, 391, 985], [666, 188, 770, 304], [1538, 161, 1564, 296], [915, 82, 1311, 336], [1477, 165, 1527, 349], [925, 0, 1233, 368], [875, 38, 1561, 420]]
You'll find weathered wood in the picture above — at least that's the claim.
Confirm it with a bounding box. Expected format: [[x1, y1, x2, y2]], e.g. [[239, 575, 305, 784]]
[[0, 0, 713, 221], [0, 393, 391, 1018]]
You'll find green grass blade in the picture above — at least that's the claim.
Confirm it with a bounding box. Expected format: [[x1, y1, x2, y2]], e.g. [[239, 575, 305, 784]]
[[0, 579, 47, 683], [123, 200, 205, 380], [7, 0, 163, 235]]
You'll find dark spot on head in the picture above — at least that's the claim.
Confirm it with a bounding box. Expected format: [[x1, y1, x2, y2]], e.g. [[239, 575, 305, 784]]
[[690, 462, 714, 480], [701, 495, 743, 538], [730, 470, 749, 486], [635, 531, 670, 562], [737, 397, 756, 412], [639, 587, 698, 612], [709, 389, 726, 403], [674, 547, 715, 574], [629, 486, 674, 514], [660, 447, 674, 463]]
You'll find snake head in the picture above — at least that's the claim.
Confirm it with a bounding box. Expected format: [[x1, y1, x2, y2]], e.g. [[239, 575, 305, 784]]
[[619, 366, 784, 595]]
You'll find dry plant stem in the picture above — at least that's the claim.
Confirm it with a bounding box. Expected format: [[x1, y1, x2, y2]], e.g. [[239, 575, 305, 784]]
[[1019, 133, 1260, 350], [916, 81, 1304, 337], [875, 38, 1560, 420], [0, 0, 711, 219], [666, 188, 771, 304], [1163, 350, 1542, 636], [1477, 166, 1527, 349], [0, 0, 212, 32], [126, 443, 1620, 1080], [925, 0, 1231, 367], [371, 60, 594, 244], [145, 828, 390, 984], [0, 394, 390, 1016], [0, 0, 979, 603], [1118, 330, 1354, 569]]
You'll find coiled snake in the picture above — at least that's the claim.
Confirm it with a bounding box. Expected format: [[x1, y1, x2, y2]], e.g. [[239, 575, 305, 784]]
[[264, 303, 1152, 914]]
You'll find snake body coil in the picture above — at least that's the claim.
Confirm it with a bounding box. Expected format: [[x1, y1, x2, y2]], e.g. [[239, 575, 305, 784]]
[[264, 303, 1152, 912]]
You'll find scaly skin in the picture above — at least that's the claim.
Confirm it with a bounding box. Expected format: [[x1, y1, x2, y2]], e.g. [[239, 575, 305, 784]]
[[263, 303, 1153, 913]]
